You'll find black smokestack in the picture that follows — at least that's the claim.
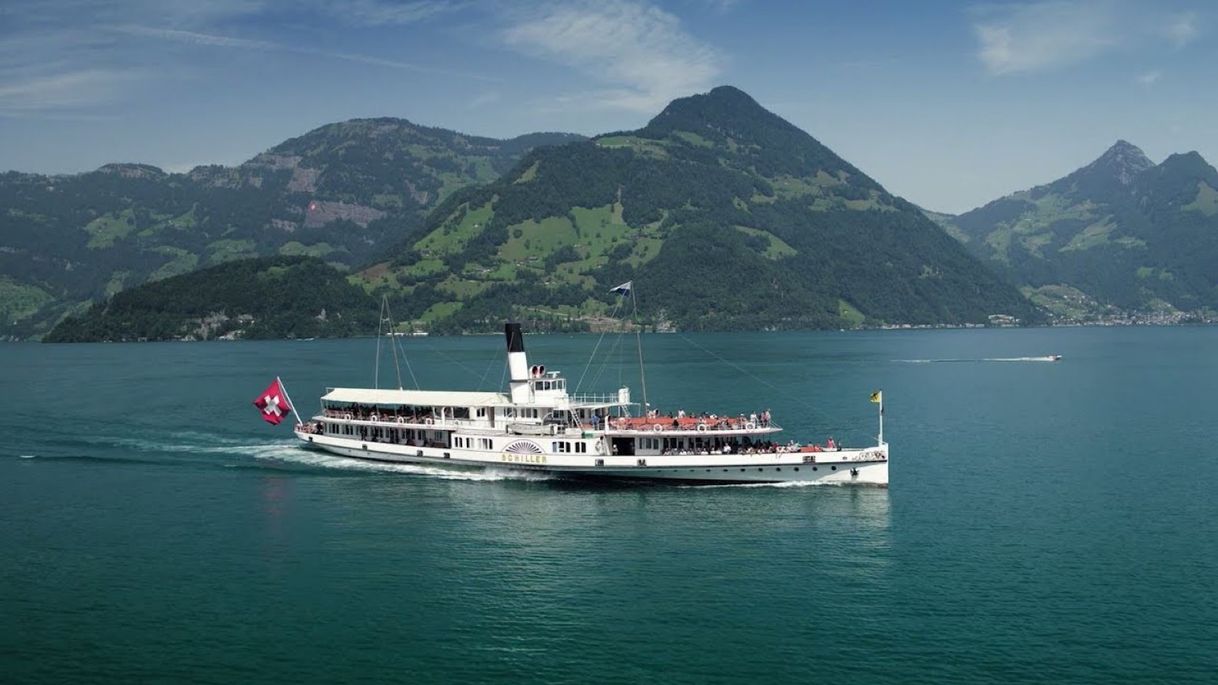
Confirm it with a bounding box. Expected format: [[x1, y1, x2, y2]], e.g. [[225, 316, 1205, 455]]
[[504, 322, 525, 353]]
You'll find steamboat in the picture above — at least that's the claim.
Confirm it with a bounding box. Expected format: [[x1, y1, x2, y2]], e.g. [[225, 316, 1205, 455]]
[[293, 320, 889, 486]]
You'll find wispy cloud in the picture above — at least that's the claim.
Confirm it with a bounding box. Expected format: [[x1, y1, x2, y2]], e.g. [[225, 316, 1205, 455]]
[[971, 1, 1205, 76], [1163, 11, 1199, 47], [111, 24, 498, 82], [0, 68, 142, 114], [501, 0, 722, 112], [322, 0, 465, 27], [112, 25, 279, 50], [1135, 70, 1161, 86], [468, 90, 500, 108], [973, 1, 1119, 75]]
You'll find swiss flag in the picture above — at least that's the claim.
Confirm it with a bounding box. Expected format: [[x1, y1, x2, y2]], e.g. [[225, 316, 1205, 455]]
[[253, 378, 293, 426]]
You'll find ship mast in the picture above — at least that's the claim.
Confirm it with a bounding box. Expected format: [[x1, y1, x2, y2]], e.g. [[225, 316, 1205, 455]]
[[631, 286, 649, 413]]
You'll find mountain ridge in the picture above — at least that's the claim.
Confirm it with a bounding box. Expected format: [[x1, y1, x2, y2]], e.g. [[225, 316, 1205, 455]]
[[931, 140, 1218, 322], [0, 119, 584, 338], [366, 85, 1037, 332]]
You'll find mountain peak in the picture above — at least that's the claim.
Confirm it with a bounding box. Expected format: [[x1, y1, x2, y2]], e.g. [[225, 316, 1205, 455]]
[[1147, 150, 1218, 188], [1089, 140, 1154, 185], [95, 163, 166, 179], [643, 85, 797, 138]]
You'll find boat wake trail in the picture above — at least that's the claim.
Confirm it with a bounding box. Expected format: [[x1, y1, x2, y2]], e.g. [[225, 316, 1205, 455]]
[[51, 429, 553, 483], [247, 442, 555, 482], [894, 356, 1061, 363]]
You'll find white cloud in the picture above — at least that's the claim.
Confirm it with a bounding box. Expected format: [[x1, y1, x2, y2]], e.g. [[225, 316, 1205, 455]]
[[1163, 11, 1199, 47], [972, 1, 1205, 76], [973, 1, 1119, 75], [501, 0, 722, 112]]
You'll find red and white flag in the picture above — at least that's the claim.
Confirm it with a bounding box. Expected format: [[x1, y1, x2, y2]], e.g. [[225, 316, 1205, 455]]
[[253, 378, 294, 426]]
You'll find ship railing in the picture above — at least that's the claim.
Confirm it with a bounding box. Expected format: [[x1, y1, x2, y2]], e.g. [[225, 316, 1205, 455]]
[[318, 410, 494, 430], [603, 420, 783, 433], [568, 392, 628, 405]]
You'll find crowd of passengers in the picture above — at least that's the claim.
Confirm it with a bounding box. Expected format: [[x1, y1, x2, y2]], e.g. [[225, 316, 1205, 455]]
[[323, 406, 439, 423], [658, 436, 840, 456], [610, 408, 774, 430]]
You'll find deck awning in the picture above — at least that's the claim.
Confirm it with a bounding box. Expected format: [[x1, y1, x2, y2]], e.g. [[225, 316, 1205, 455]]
[[321, 388, 510, 407]]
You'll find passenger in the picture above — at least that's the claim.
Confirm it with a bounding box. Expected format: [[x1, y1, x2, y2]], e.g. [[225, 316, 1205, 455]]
[[826, 437, 836, 451]]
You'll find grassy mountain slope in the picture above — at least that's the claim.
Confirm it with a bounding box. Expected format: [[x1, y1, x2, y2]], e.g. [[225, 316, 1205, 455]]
[[0, 121, 581, 338], [942, 141, 1218, 319], [45, 256, 377, 342], [368, 86, 1036, 331]]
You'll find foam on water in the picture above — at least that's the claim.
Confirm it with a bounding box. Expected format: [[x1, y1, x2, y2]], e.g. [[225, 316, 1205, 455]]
[[895, 356, 1060, 363], [246, 441, 555, 482]]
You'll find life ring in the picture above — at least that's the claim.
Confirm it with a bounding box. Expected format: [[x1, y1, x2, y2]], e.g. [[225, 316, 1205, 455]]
[[744, 421, 756, 430], [652, 424, 663, 432], [424, 418, 435, 425], [696, 423, 708, 432], [370, 413, 379, 422], [396, 417, 406, 424], [344, 413, 353, 420]]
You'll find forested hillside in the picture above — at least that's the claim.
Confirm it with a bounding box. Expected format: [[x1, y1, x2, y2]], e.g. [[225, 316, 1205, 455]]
[[934, 141, 1218, 321], [45, 257, 378, 342], [365, 86, 1037, 332], [0, 122, 581, 338]]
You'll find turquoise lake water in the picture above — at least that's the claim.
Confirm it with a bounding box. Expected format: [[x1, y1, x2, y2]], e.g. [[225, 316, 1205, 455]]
[[2, 327, 1216, 683]]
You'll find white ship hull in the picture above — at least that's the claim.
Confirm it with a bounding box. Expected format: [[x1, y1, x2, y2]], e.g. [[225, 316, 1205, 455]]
[[295, 428, 889, 486]]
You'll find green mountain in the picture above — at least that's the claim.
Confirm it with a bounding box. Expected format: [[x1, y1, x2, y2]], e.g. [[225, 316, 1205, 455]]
[[938, 141, 1218, 321], [368, 86, 1037, 332], [45, 256, 378, 342], [0, 121, 582, 339]]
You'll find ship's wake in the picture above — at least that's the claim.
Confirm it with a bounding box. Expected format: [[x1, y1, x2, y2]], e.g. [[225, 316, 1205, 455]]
[[894, 356, 1061, 363], [31, 430, 553, 483], [244, 441, 555, 482]]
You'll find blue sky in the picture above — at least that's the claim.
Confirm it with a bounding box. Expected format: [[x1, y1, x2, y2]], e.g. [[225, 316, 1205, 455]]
[[1, 0, 1214, 213]]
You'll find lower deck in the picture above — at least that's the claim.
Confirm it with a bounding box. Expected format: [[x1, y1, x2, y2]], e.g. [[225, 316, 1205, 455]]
[[294, 426, 889, 485]]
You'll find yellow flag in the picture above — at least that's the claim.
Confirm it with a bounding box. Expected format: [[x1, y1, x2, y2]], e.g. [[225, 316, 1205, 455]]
[[869, 391, 883, 404]]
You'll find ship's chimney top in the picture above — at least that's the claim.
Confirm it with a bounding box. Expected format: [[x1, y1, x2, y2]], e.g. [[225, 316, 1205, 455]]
[[504, 322, 525, 353]]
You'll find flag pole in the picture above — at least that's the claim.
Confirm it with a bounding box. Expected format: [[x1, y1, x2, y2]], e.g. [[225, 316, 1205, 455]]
[[278, 376, 304, 427]]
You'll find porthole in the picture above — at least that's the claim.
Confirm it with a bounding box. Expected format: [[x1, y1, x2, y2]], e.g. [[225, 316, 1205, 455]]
[[758, 468, 763, 472], [740, 468, 745, 472], [812, 466, 818, 471], [776, 467, 781, 472], [831, 466, 837, 471], [794, 467, 800, 472]]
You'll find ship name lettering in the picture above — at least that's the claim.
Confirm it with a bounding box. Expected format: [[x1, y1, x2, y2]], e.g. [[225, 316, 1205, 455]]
[[501, 453, 547, 464]]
